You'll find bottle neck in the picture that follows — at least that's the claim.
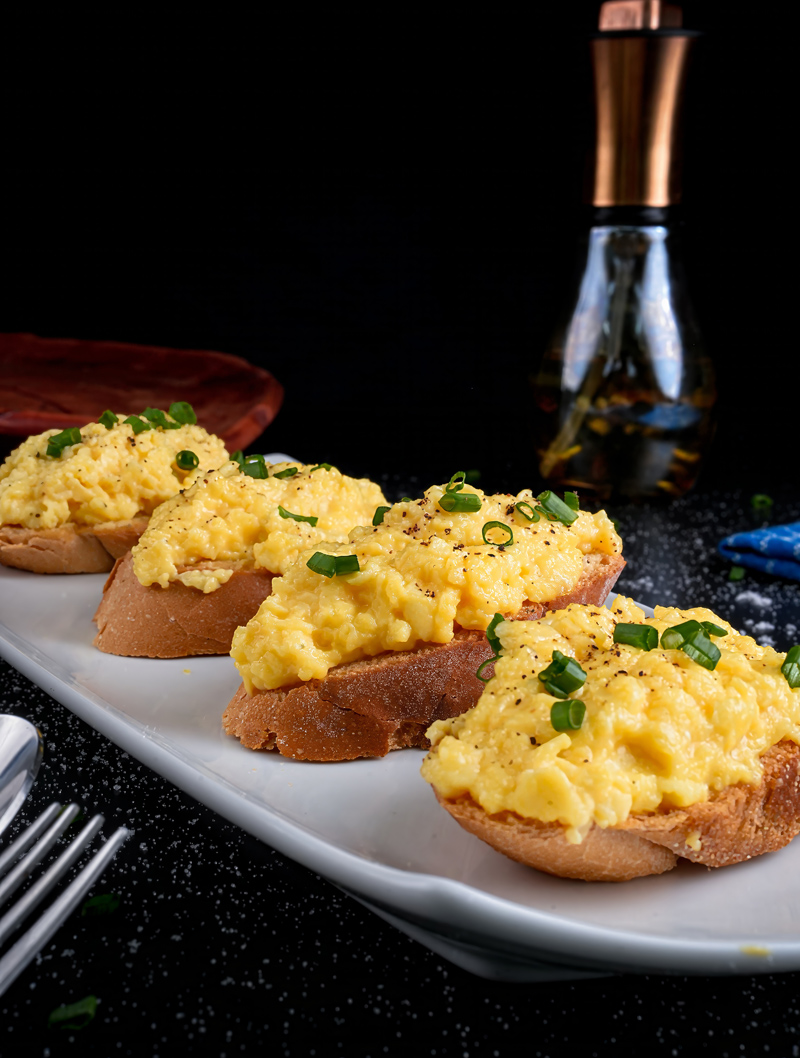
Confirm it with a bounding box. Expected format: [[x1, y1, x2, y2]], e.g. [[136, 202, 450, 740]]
[[588, 31, 698, 208]]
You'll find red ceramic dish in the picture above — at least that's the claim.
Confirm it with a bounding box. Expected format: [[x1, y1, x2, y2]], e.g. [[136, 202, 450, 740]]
[[0, 333, 284, 452]]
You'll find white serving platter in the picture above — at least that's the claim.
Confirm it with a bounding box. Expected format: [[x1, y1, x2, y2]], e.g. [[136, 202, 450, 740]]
[[3, 491, 800, 980]]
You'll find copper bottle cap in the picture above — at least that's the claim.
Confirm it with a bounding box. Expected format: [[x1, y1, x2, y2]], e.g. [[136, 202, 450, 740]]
[[590, 1, 697, 207]]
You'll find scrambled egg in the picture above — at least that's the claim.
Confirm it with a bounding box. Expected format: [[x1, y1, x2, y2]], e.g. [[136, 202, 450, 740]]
[[421, 597, 800, 843], [230, 482, 621, 691], [0, 416, 228, 529], [132, 460, 387, 592]]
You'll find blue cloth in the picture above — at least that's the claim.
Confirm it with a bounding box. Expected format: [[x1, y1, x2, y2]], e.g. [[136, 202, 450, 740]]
[[718, 521, 800, 581]]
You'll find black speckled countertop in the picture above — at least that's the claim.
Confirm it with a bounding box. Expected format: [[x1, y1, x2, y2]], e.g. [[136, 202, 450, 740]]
[[3, 478, 800, 1058]]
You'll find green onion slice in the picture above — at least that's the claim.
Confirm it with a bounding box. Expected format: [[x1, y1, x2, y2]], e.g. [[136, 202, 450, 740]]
[[81, 893, 121, 917], [48, 995, 97, 1030], [278, 505, 318, 526], [98, 409, 117, 429], [168, 401, 197, 425], [660, 620, 702, 651], [681, 630, 721, 671], [729, 565, 745, 582], [536, 490, 578, 526], [307, 552, 360, 577], [230, 450, 245, 468], [45, 427, 82, 457], [551, 699, 586, 731], [514, 501, 540, 523], [661, 620, 721, 669], [613, 623, 658, 651], [701, 621, 728, 638], [564, 491, 580, 511], [751, 493, 773, 514], [401, 496, 413, 503], [485, 612, 504, 656], [273, 466, 298, 479], [538, 650, 587, 699], [309, 463, 333, 472], [438, 491, 481, 514], [241, 454, 268, 479], [482, 521, 514, 547], [123, 414, 150, 435], [476, 655, 499, 683], [781, 646, 800, 689], [373, 505, 391, 526], [175, 449, 199, 471], [446, 471, 466, 493]]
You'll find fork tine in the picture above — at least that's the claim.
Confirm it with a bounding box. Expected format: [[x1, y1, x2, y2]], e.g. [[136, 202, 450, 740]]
[[0, 803, 81, 906], [0, 802, 62, 880], [0, 826, 130, 998], [0, 814, 105, 946]]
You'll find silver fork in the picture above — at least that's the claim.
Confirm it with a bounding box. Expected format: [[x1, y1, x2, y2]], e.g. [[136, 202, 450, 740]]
[[0, 802, 130, 996]]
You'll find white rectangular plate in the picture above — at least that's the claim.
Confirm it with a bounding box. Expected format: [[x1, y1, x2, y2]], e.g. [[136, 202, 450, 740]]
[[2, 512, 800, 979]]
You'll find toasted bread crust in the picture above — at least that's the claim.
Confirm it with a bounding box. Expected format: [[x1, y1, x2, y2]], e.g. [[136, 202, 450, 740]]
[[0, 518, 150, 574], [93, 551, 275, 657], [222, 552, 625, 761], [435, 740, 800, 882]]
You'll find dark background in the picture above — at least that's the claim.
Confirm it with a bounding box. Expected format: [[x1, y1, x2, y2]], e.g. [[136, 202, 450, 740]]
[[1, 2, 790, 494]]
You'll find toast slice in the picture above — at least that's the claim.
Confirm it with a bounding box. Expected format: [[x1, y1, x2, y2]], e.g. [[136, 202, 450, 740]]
[[435, 739, 800, 882], [222, 551, 625, 761], [0, 518, 150, 574], [93, 551, 275, 657]]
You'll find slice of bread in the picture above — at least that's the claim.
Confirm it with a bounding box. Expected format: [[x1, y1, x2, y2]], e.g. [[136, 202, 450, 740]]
[[435, 739, 800, 882], [92, 551, 275, 657], [222, 551, 625, 761], [0, 518, 150, 574]]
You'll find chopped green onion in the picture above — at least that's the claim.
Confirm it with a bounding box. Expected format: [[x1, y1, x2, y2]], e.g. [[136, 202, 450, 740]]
[[307, 552, 360, 577], [175, 450, 199, 471], [45, 427, 82, 457], [564, 491, 580, 511], [438, 491, 481, 514], [81, 893, 120, 917], [123, 414, 151, 435], [141, 406, 181, 430], [141, 407, 167, 427], [476, 655, 499, 683], [278, 505, 318, 526], [661, 620, 721, 669], [782, 646, 800, 689], [274, 466, 298, 479], [485, 613, 504, 655], [241, 454, 268, 479], [538, 650, 587, 699], [729, 565, 745, 582], [681, 629, 721, 671], [536, 490, 578, 526], [514, 501, 540, 523], [482, 521, 514, 547], [373, 505, 391, 526], [550, 699, 586, 731], [309, 463, 333, 472], [613, 623, 658, 651], [98, 409, 117, 429], [48, 995, 97, 1030], [660, 620, 702, 651], [701, 621, 728, 638], [401, 496, 413, 503], [751, 493, 773, 515], [446, 471, 466, 493], [230, 450, 245, 468], [168, 401, 197, 425]]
